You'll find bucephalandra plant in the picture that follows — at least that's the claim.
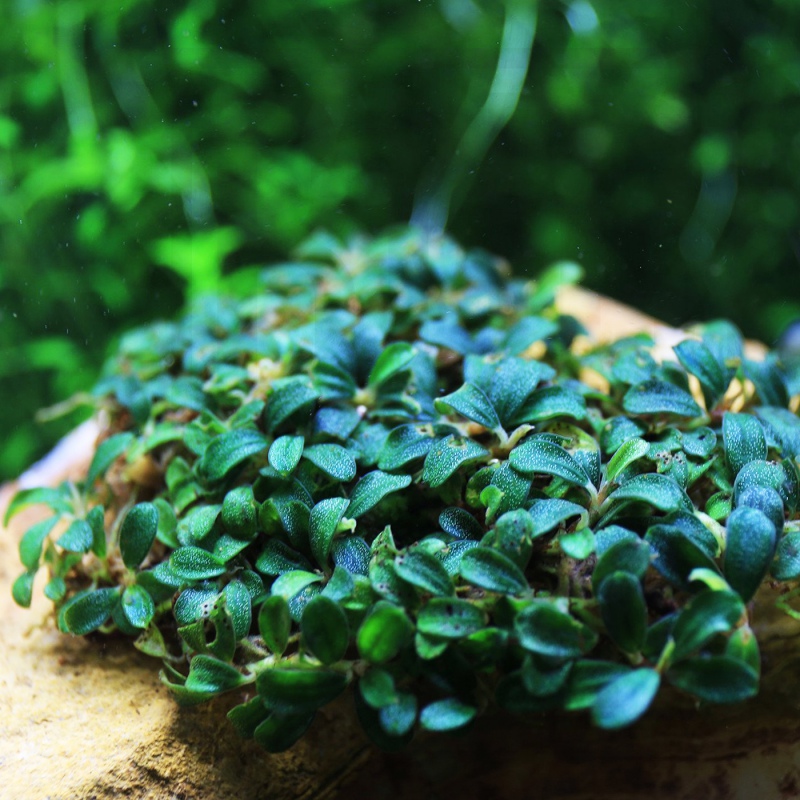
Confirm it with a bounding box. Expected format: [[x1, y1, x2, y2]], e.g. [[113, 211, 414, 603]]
[[7, 227, 800, 753]]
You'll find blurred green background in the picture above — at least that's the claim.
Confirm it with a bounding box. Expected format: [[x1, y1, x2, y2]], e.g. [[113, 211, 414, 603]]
[[2, 0, 800, 480]]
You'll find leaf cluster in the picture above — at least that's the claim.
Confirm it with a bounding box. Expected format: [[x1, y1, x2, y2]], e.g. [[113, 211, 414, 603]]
[[9, 228, 800, 751]]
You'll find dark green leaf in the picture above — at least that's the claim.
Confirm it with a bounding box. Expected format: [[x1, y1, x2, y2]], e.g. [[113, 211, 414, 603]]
[[733, 459, 799, 514], [511, 385, 587, 424], [564, 660, 630, 710], [667, 656, 758, 703], [301, 595, 349, 665], [254, 711, 315, 753], [121, 584, 156, 629], [459, 547, 528, 595], [394, 549, 454, 596], [597, 572, 647, 653], [772, 531, 800, 580], [377, 423, 440, 471], [368, 342, 416, 386], [528, 499, 587, 537], [623, 379, 703, 418], [87, 505, 107, 557], [19, 516, 58, 570], [735, 485, 784, 532], [227, 696, 271, 740], [258, 594, 292, 655], [672, 590, 745, 661], [185, 655, 247, 693], [417, 597, 487, 640], [347, 471, 411, 518], [257, 666, 348, 713], [515, 602, 599, 659], [723, 412, 767, 475], [419, 698, 476, 732], [605, 473, 691, 513], [221, 485, 258, 540], [439, 507, 484, 540], [271, 570, 324, 600], [255, 539, 311, 576], [268, 435, 304, 475], [682, 427, 718, 458], [120, 502, 159, 569], [357, 600, 414, 663], [62, 587, 122, 635], [224, 580, 253, 639], [309, 497, 350, 567], [435, 383, 501, 431], [303, 443, 357, 481], [592, 537, 651, 589], [86, 432, 134, 487], [674, 339, 727, 408], [509, 437, 592, 490], [265, 377, 319, 433], [422, 435, 489, 488], [170, 546, 227, 580], [198, 429, 268, 482], [724, 506, 776, 602], [591, 669, 660, 729]]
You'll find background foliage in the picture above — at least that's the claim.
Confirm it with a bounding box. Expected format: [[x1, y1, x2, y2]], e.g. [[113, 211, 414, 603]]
[[3, 0, 800, 480]]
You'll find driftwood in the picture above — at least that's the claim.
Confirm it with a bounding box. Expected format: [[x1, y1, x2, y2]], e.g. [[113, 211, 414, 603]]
[[1, 287, 797, 800]]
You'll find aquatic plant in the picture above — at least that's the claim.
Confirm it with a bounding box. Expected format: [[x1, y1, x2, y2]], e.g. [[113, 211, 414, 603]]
[[8, 228, 800, 752]]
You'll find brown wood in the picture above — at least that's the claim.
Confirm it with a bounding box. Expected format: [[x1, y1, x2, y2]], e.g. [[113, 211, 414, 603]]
[[0, 289, 796, 799]]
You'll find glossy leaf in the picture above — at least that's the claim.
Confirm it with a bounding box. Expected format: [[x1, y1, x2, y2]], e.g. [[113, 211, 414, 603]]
[[422, 435, 489, 488], [623, 379, 702, 418], [515, 602, 598, 659], [121, 584, 156, 630], [268, 435, 304, 475], [671, 590, 745, 661], [509, 437, 592, 490], [347, 471, 411, 519], [197, 429, 268, 482], [185, 655, 247, 693], [62, 587, 122, 635], [724, 506, 776, 602], [301, 595, 349, 665], [434, 383, 501, 431], [309, 497, 350, 567], [723, 412, 767, 475], [592, 669, 660, 730], [772, 531, 800, 581], [253, 711, 316, 753], [258, 594, 292, 656], [419, 698, 477, 732], [120, 502, 159, 569], [170, 546, 227, 580], [86, 432, 134, 487], [606, 438, 649, 483], [394, 550, 454, 596], [221, 485, 258, 540], [459, 547, 528, 595], [605, 473, 690, 513], [417, 597, 487, 640], [667, 656, 758, 703], [303, 443, 357, 481], [19, 516, 58, 570], [674, 339, 727, 408], [257, 666, 348, 713], [528, 499, 587, 537], [357, 601, 414, 663], [597, 572, 647, 653]]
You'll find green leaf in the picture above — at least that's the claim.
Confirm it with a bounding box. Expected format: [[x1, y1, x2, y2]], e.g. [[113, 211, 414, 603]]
[[86, 432, 134, 487], [121, 584, 156, 629], [258, 594, 292, 655], [357, 600, 414, 663], [606, 438, 649, 484], [271, 570, 323, 600], [459, 547, 528, 595], [509, 437, 592, 490], [394, 550, 454, 596], [253, 711, 316, 753], [417, 597, 487, 640], [735, 486, 784, 532], [4, 486, 72, 525], [528, 499, 587, 537], [197, 429, 268, 482], [170, 546, 227, 580], [44, 576, 66, 602], [377, 423, 440, 471], [681, 427, 718, 458], [667, 656, 758, 703], [422, 435, 489, 488], [597, 572, 647, 653], [623, 379, 703, 418], [591, 669, 660, 730], [87, 505, 107, 557], [309, 497, 350, 567], [257, 666, 349, 714], [368, 342, 416, 386], [221, 486, 258, 540], [604, 473, 691, 513], [435, 383, 501, 431], [559, 528, 595, 559], [185, 655, 247, 693], [564, 660, 630, 711], [511, 385, 587, 424], [62, 587, 122, 635], [12, 571, 35, 608], [255, 540, 311, 576], [733, 459, 799, 514], [379, 691, 418, 737], [672, 590, 745, 661], [439, 507, 484, 540], [592, 537, 651, 590], [646, 524, 720, 589], [224, 580, 253, 639], [502, 316, 558, 354], [347, 471, 411, 519], [268, 435, 304, 475], [227, 696, 271, 740], [419, 698, 477, 732], [772, 531, 800, 580], [674, 339, 727, 409], [301, 595, 349, 665], [723, 412, 767, 475], [120, 502, 159, 569], [724, 506, 776, 602], [515, 602, 599, 659], [359, 668, 399, 709], [302, 443, 357, 481], [19, 516, 58, 570], [265, 377, 319, 433]]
